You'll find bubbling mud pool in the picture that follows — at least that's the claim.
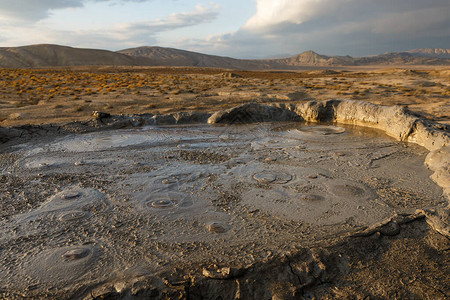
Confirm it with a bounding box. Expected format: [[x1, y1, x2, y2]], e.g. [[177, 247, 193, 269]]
[[0, 122, 446, 297]]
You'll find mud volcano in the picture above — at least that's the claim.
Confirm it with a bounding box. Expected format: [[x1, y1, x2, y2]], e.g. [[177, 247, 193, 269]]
[[0, 100, 449, 299]]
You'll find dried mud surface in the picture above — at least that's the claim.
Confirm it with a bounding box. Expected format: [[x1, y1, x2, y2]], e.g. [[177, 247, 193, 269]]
[[0, 67, 449, 299]]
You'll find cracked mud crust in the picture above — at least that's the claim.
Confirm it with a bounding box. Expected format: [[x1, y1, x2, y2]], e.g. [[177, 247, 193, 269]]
[[0, 100, 449, 299]]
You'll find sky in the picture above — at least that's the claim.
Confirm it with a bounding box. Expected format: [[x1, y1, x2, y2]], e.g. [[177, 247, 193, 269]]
[[0, 0, 449, 58]]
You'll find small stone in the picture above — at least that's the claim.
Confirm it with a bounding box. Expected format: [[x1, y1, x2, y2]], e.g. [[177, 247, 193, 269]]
[[92, 111, 111, 119], [207, 222, 227, 233], [162, 178, 177, 184], [202, 266, 245, 279]]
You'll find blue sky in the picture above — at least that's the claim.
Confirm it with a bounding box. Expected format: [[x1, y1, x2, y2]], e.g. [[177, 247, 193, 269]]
[[0, 0, 449, 58]]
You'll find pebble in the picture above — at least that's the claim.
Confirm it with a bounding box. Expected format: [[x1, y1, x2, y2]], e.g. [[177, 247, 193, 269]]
[[92, 111, 110, 119], [202, 266, 244, 279], [162, 178, 177, 184], [207, 222, 227, 233]]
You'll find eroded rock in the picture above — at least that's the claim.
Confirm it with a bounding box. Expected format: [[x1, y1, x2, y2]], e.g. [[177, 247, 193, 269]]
[[208, 102, 302, 124]]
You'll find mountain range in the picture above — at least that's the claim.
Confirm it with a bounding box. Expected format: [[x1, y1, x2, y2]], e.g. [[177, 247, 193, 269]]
[[0, 44, 448, 69]]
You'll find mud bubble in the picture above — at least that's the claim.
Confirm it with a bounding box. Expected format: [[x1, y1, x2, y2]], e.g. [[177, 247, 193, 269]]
[[1, 120, 446, 298], [23, 245, 97, 284]]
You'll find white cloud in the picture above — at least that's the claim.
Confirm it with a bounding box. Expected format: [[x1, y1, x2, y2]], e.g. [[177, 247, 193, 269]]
[[0, 0, 448, 57], [116, 5, 218, 33], [0, 0, 150, 22], [204, 0, 450, 57], [244, 0, 450, 34], [244, 0, 353, 31], [0, 4, 219, 50], [371, 7, 450, 36]]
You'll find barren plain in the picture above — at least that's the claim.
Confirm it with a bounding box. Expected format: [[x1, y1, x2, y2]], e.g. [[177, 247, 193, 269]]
[[0, 66, 449, 299], [1, 66, 449, 127]]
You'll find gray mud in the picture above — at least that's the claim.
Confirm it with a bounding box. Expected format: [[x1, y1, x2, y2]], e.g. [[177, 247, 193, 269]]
[[0, 100, 449, 299]]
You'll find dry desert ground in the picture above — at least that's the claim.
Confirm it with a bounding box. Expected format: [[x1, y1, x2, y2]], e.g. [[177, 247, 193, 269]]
[[1, 66, 449, 126]]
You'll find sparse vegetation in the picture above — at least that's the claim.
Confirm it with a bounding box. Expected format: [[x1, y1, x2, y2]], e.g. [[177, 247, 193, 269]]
[[0, 67, 448, 126]]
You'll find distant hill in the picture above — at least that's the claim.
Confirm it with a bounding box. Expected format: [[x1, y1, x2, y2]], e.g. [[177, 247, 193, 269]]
[[117, 46, 276, 69], [271, 50, 355, 66], [122, 47, 450, 67], [0, 44, 152, 68], [0, 44, 448, 69], [406, 48, 450, 58], [351, 52, 449, 65]]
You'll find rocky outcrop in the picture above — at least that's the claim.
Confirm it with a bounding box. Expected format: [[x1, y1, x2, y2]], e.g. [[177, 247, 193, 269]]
[[290, 100, 449, 151], [207, 100, 449, 151], [426, 145, 450, 201], [207, 102, 302, 124]]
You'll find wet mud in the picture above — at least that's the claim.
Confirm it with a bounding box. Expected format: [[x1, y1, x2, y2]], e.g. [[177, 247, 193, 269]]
[[0, 100, 449, 299]]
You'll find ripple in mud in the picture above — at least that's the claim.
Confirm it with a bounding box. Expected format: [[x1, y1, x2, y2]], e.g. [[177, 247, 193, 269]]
[[296, 125, 346, 135], [301, 194, 324, 202], [24, 245, 96, 283], [253, 171, 293, 184], [58, 210, 89, 222], [328, 182, 367, 198]]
